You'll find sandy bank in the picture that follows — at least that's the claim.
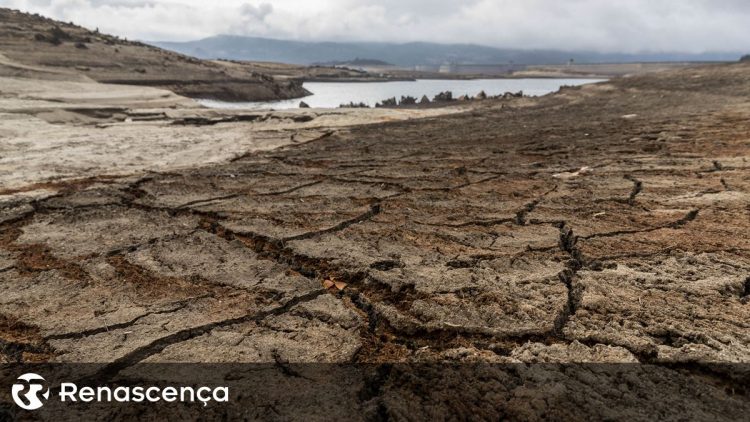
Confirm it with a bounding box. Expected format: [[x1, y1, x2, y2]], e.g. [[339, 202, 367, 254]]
[[0, 76, 470, 196]]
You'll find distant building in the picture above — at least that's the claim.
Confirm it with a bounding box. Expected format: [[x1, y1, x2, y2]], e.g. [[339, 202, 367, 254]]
[[413, 65, 439, 72], [439, 62, 458, 73]]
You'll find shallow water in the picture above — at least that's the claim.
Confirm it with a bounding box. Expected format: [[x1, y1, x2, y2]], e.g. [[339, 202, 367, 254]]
[[198, 78, 604, 109]]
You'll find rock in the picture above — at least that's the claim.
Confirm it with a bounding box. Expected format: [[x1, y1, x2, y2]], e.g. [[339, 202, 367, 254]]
[[400, 95, 417, 105], [458, 95, 469, 101], [339, 102, 369, 108], [433, 91, 453, 102], [299, 101, 310, 108], [375, 97, 397, 107], [475, 90, 487, 100], [420, 95, 430, 104], [502, 91, 524, 99]]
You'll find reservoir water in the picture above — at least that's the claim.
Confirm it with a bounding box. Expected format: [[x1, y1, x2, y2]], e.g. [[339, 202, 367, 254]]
[[198, 78, 604, 109]]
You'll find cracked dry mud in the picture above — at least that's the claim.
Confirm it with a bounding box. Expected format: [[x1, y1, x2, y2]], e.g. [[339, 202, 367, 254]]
[[2, 62, 750, 419]]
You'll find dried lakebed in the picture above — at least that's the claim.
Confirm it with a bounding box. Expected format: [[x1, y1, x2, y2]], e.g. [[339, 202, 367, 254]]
[[1, 62, 750, 419]]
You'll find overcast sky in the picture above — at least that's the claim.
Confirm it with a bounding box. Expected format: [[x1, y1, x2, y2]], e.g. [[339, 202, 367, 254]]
[[2, 0, 749, 52]]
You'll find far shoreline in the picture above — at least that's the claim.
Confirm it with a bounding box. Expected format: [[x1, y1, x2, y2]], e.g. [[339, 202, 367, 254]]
[[301, 74, 611, 83]]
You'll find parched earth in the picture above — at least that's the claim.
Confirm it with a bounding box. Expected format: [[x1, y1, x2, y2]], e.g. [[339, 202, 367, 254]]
[[1, 62, 750, 419]]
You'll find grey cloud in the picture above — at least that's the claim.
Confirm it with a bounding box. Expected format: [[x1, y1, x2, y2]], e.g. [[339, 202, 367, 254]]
[[1, 0, 749, 53], [239, 2, 272, 21], [88, 0, 156, 6]]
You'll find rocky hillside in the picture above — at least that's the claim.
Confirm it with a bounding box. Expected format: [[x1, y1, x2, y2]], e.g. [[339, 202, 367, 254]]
[[0, 8, 309, 101]]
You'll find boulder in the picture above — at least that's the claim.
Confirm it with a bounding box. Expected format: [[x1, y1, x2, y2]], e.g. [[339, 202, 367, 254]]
[[400, 95, 417, 105], [339, 102, 369, 108], [433, 91, 453, 102], [375, 97, 397, 107], [299, 101, 310, 108]]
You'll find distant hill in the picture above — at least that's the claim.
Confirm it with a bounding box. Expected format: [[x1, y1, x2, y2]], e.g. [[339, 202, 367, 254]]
[[0, 9, 309, 101], [152, 35, 741, 66]]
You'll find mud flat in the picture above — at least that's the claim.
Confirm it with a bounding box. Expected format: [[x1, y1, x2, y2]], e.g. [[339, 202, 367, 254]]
[[0, 76, 465, 194], [1, 59, 750, 419]]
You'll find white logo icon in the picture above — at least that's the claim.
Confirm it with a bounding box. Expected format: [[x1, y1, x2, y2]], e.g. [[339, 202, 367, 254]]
[[11, 373, 50, 410]]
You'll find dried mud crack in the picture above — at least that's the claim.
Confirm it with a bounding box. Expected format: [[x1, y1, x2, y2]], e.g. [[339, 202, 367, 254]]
[[89, 289, 327, 382], [552, 222, 583, 337], [2, 60, 750, 419]]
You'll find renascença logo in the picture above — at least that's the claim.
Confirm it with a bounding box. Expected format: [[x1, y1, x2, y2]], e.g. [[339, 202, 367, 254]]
[[11, 373, 50, 410], [9, 372, 229, 410]]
